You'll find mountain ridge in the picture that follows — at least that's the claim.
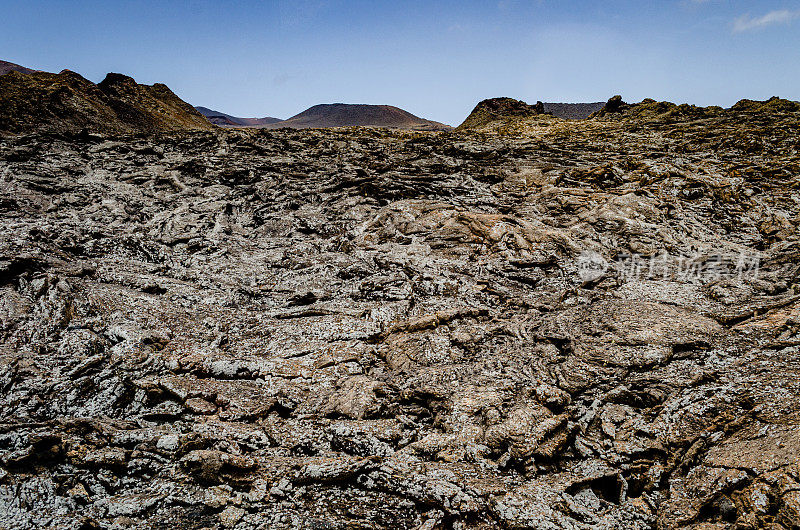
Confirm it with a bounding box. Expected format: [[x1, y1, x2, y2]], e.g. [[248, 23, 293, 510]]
[[195, 106, 282, 127], [0, 59, 39, 76], [0, 69, 214, 135]]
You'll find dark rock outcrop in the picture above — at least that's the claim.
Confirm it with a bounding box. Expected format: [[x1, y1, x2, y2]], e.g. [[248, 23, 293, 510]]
[[458, 97, 546, 129], [602, 94, 626, 113]]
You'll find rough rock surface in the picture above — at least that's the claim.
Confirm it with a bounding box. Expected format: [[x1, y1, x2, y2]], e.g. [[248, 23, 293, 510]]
[[1, 100, 800, 529]]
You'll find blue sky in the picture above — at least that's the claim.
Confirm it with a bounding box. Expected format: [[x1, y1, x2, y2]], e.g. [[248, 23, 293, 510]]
[[2, 0, 799, 124]]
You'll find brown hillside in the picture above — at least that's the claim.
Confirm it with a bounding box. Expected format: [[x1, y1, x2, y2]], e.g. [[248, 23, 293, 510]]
[[267, 103, 450, 130], [0, 69, 213, 136]]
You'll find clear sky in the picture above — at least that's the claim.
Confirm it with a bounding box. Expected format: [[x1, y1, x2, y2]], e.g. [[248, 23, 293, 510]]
[[3, 0, 799, 125]]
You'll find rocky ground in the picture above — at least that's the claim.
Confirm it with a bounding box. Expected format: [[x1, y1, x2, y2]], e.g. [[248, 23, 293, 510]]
[[1, 102, 799, 529]]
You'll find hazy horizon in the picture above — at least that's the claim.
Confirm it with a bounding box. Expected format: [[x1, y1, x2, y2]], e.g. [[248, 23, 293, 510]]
[[3, 0, 799, 125]]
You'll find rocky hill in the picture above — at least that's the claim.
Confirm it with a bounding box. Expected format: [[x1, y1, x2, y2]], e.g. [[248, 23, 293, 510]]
[[0, 69, 214, 136], [0, 60, 38, 76], [457, 97, 546, 129], [593, 94, 800, 121], [265, 103, 451, 130], [195, 106, 282, 127], [1, 97, 800, 529]]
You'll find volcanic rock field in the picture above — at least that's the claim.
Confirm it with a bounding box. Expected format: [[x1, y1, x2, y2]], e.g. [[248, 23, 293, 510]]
[[1, 97, 800, 529]]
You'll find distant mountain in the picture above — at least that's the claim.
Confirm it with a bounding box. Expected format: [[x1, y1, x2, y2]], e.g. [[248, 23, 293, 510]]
[[0, 60, 39, 76], [195, 106, 282, 127], [264, 103, 450, 130], [0, 69, 214, 136], [543, 102, 606, 120]]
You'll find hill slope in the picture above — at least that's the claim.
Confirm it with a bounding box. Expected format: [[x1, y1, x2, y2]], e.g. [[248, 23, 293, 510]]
[[266, 103, 450, 130], [0, 59, 38, 76], [195, 106, 282, 127], [0, 69, 214, 136]]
